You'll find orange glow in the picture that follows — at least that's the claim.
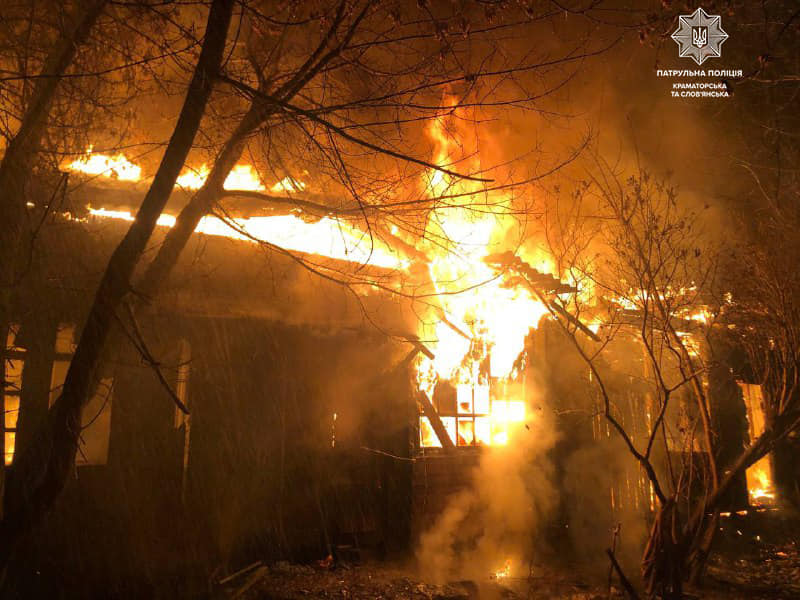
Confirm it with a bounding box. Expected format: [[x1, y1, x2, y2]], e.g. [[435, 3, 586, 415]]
[[414, 100, 550, 447], [87, 207, 407, 269], [746, 460, 776, 505], [175, 165, 210, 189], [66, 147, 141, 181], [494, 558, 512, 579], [488, 399, 526, 446], [3, 325, 23, 465], [270, 176, 306, 193], [4, 432, 15, 466], [740, 382, 777, 505], [176, 163, 266, 191]]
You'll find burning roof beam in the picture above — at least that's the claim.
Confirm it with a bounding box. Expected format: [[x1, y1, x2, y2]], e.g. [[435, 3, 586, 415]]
[[483, 251, 601, 342]]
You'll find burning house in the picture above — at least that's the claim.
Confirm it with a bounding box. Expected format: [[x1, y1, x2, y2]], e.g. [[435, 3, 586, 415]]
[[3, 139, 788, 594], [2, 2, 800, 597]]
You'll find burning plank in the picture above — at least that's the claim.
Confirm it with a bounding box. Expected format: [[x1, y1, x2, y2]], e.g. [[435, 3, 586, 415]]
[[416, 390, 456, 452]]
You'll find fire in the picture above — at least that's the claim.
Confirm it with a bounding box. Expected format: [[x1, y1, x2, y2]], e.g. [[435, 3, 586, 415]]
[[420, 105, 550, 381], [223, 164, 265, 191], [89, 207, 176, 227], [415, 101, 552, 448], [87, 208, 406, 269], [739, 383, 777, 506], [746, 459, 776, 505], [687, 307, 711, 325], [493, 558, 512, 579], [175, 165, 210, 189], [67, 147, 141, 181], [68, 149, 281, 194], [176, 164, 266, 191], [270, 176, 306, 193], [64, 149, 405, 268]]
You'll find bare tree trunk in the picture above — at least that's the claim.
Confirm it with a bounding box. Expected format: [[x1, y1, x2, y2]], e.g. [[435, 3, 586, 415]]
[[0, 0, 107, 520], [76, 5, 368, 412], [0, 0, 234, 570], [136, 1, 366, 299], [137, 107, 260, 298], [0, 0, 107, 279]]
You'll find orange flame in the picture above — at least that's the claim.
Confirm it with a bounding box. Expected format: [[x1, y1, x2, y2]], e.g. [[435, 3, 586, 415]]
[[415, 100, 552, 447], [494, 558, 512, 579], [176, 163, 266, 191], [67, 147, 141, 181], [87, 207, 406, 269], [740, 383, 777, 506], [746, 459, 776, 505], [68, 150, 405, 268]]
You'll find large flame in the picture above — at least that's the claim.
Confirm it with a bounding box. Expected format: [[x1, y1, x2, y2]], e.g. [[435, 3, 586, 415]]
[[746, 459, 776, 505], [87, 207, 406, 269], [176, 163, 266, 191], [70, 149, 269, 193], [67, 147, 141, 181], [416, 102, 551, 447], [740, 382, 777, 506], [69, 134, 553, 450], [66, 150, 405, 269]]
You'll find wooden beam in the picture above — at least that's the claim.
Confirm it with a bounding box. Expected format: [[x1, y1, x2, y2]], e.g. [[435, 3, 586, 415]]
[[416, 389, 455, 452]]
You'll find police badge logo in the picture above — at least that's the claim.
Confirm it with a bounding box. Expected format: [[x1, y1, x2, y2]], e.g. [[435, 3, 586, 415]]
[[672, 8, 728, 65]]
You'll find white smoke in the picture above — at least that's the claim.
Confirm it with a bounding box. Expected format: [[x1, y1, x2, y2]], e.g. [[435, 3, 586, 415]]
[[416, 375, 558, 583]]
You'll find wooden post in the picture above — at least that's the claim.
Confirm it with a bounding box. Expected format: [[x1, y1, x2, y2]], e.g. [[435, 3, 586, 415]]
[[416, 390, 455, 452]]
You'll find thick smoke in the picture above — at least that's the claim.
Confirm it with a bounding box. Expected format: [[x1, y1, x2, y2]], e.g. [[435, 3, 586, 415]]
[[416, 376, 558, 583]]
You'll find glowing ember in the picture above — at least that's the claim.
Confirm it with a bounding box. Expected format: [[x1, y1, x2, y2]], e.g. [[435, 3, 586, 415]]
[[494, 558, 512, 579], [67, 147, 141, 181]]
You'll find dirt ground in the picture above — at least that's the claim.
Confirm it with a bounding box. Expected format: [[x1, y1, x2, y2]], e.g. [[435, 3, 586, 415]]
[[701, 508, 800, 599], [213, 509, 800, 600], [221, 562, 608, 600]]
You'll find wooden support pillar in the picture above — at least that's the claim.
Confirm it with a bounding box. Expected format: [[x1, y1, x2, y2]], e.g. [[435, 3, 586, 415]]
[[416, 390, 455, 452]]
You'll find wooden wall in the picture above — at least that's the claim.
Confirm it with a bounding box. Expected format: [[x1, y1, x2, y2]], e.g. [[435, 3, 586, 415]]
[[5, 312, 409, 596]]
